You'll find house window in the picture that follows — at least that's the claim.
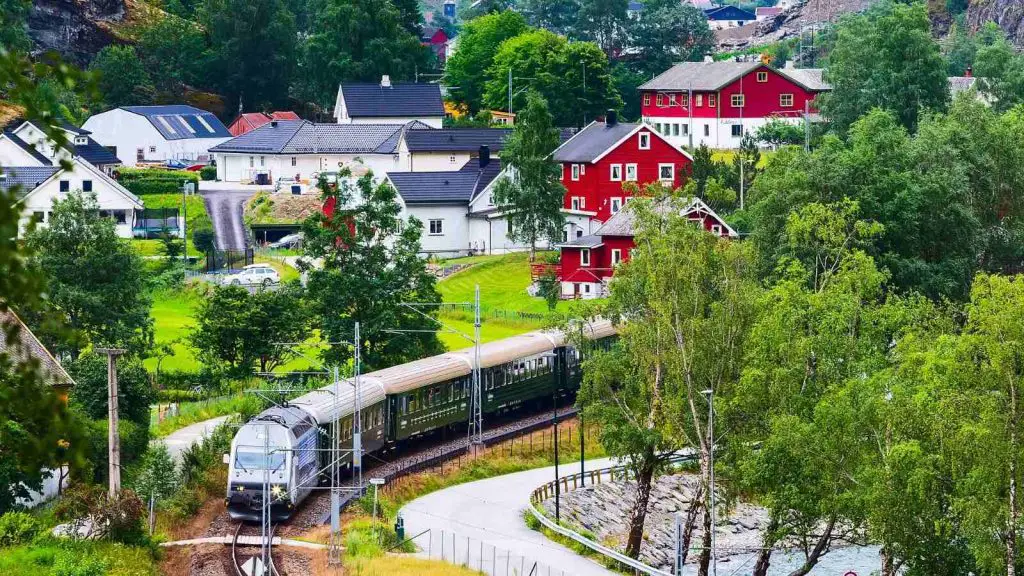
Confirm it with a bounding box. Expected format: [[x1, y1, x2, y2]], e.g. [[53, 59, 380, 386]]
[[571, 197, 581, 210], [732, 124, 743, 137], [576, 229, 583, 238], [672, 124, 680, 137], [82, 180, 92, 192], [757, 71, 768, 83], [571, 164, 581, 181], [681, 93, 689, 107], [682, 124, 689, 136], [32, 211, 45, 223], [643, 93, 651, 106], [610, 197, 622, 214], [249, 156, 254, 168], [74, 136, 88, 146], [580, 248, 591, 266], [625, 164, 638, 181], [668, 93, 677, 106], [656, 93, 664, 107], [658, 164, 674, 182], [610, 164, 622, 181], [696, 94, 703, 107], [291, 157, 297, 167], [654, 122, 662, 133], [611, 249, 622, 265], [149, 146, 157, 153], [260, 156, 266, 167], [780, 93, 794, 107], [136, 148, 144, 162], [450, 155, 457, 163], [704, 124, 710, 137], [562, 229, 568, 242], [711, 224, 723, 235], [638, 132, 650, 150], [429, 219, 444, 235], [59, 180, 70, 192], [731, 94, 745, 108]]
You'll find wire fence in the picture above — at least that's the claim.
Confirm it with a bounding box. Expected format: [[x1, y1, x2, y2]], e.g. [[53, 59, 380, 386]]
[[412, 529, 568, 576], [434, 302, 548, 323]]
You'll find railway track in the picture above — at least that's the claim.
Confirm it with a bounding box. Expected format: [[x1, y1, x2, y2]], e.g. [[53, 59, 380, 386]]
[[229, 521, 281, 576]]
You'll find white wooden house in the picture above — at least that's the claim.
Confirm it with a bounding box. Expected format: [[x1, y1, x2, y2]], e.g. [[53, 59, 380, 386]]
[[81, 105, 232, 167]]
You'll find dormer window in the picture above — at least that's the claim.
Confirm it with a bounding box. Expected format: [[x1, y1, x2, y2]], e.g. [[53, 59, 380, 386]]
[[74, 136, 88, 146], [638, 132, 650, 150], [757, 71, 768, 83]]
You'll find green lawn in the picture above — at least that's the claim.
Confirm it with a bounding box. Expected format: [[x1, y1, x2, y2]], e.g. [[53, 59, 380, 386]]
[[132, 237, 198, 256], [145, 288, 201, 373], [141, 193, 209, 229], [437, 251, 571, 316]]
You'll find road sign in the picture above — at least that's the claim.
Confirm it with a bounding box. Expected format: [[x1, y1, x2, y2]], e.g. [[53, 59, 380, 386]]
[[369, 478, 385, 486], [241, 556, 266, 576]]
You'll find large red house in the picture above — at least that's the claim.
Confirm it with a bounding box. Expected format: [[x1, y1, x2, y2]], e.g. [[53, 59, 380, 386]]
[[557, 197, 736, 299], [639, 60, 829, 149]]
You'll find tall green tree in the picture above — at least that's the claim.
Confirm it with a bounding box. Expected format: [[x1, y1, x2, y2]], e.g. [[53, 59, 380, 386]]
[[69, 354, 155, 428], [88, 46, 155, 110], [974, 31, 1024, 113], [301, 171, 444, 370], [443, 10, 530, 114], [626, 0, 714, 78], [520, 0, 581, 35], [0, 0, 32, 53], [25, 192, 152, 356], [820, 1, 948, 133], [391, 0, 423, 36], [297, 0, 429, 109], [200, 0, 298, 110], [576, 0, 628, 56], [136, 15, 207, 98], [491, 92, 565, 261]]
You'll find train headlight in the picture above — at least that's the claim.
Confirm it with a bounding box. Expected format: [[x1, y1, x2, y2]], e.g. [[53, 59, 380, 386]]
[[271, 484, 284, 498]]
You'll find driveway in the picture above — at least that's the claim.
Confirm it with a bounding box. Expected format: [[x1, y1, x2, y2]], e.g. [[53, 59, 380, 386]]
[[201, 189, 254, 251]]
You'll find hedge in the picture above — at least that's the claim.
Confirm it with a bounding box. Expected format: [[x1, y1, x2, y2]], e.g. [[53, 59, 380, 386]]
[[114, 168, 200, 196], [200, 166, 217, 181]]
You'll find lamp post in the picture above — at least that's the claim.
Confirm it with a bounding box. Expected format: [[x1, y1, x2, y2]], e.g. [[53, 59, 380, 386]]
[[702, 388, 716, 576], [541, 351, 560, 522]]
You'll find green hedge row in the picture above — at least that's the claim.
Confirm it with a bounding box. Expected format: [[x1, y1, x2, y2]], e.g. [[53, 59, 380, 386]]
[[114, 168, 200, 196]]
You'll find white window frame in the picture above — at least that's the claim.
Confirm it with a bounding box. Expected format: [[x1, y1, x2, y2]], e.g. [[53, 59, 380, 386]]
[[149, 146, 157, 153], [429, 219, 444, 235], [757, 71, 768, 83], [571, 164, 580, 181], [696, 94, 703, 107], [711, 224, 723, 235], [732, 124, 744, 137], [643, 93, 651, 106], [704, 124, 710, 137], [610, 197, 623, 214], [638, 132, 650, 150], [668, 93, 677, 106], [291, 157, 297, 167], [656, 93, 664, 107], [625, 164, 638, 181], [682, 124, 689, 136], [580, 248, 591, 267], [780, 93, 794, 107], [658, 163, 674, 182], [731, 94, 745, 108], [610, 164, 622, 181], [672, 124, 680, 137], [571, 197, 581, 210], [74, 136, 88, 146], [611, 249, 622, 265], [709, 94, 717, 107], [450, 154, 457, 163]]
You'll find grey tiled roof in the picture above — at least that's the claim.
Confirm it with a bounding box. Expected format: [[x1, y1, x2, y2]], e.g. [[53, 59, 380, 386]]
[[640, 61, 830, 92], [3, 131, 52, 166], [552, 122, 639, 163], [0, 308, 73, 387], [341, 83, 445, 118], [559, 234, 603, 248], [0, 166, 60, 197], [122, 105, 231, 140], [74, 137, 120, 166], [386, 159, 502, 205], [403, 128, 512, 152], [594, 206, 638, 236], [210, 121, 421, 155]]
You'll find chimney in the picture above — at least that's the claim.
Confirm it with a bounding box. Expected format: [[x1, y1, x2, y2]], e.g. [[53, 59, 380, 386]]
[[606, 109, 617, 127], [381, 75, 392, 88], [965, 66, 973, 78], [479, 145, 490, 169], [271, 120, 278, 128]]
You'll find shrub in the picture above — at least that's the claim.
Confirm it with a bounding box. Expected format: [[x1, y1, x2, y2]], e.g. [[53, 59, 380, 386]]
[[114, 168, 199, 196], [54, 484, 146, 544], [0, 512, 39, 546], [155, 388, 202, 403], [69, 355, 156, 427], [200, 165, 217, 181], [83, 418, 150, 485], [52, 550, 107, 576]]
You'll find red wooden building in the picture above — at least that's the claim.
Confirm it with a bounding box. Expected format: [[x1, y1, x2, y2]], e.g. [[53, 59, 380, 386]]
[[638, 60, 829, 149], [228, 111, 301, 137]]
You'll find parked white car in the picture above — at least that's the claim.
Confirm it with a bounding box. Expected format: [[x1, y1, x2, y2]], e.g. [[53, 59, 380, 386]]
[[223, 264, 280, 287]]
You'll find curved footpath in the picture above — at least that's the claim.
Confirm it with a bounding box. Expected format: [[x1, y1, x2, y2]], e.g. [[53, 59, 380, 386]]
[[153, 415, 232, 464], [400, 457, 619, 576]]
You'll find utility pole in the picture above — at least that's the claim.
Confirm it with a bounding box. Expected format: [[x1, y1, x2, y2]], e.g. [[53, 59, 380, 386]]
[[261, 423, 271, 576], [703, 388, 717, 576], [508, 68, 513, 114], [739, 75, 745, 211], [96, 348, 126, 498], [804, 99, 811, 152], [470, 286, 482, 449], [353, 321, 363, 488], [688, 83, 694, 152]]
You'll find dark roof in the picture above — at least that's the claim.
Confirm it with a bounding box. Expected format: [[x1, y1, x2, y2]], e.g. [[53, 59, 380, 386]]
[[0, 309, 73, 387], [3, 131, 52, 166], [74, 137, 119, 166], [559, 234, 603, 248], [403, 128, 511, 152], [122, 105, 231, 140], [210, 120, 428, 155], [340, 83, 445, 118], [639, 61, 830, 92], [705, 5, 755, 20], [0, 166, 60, 197], [552, 121, 639, 163], [386, 159, 502, 205], [60, 121, 90, 135]]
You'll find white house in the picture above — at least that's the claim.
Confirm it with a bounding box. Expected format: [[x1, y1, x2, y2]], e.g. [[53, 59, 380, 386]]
[[334, 76, 446, 128], [81, 105, 232, 167], [1, 157, 144, 238], [396, 128, 511, 172], [209, 119, 433, 183], [1, 120, 121, 174]]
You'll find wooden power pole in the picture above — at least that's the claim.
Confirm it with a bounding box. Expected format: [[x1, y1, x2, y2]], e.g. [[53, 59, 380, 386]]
[[96, 348, 126, 498]]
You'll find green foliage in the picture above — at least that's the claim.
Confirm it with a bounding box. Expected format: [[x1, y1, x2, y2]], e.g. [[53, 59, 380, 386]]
[[0, 512, 39, 547], [69, 354, 155, 427], [974, 29, 1024, 113], [575, 0, 628, 56], [137, 14, 207, 99], [626, 0, 714, 79], [159, 231, 184, 269], [490, 92, 566, 257], [81, 417, 151, 486], [754, 117, 805, 148], [520, 0, 580, 35], [191, 221, 216, 255], [54, 484, 146, 544], [444, 10, 530, 114], [820, 1, 949, 133], [190, 283, 308, 376], [115, 168, 199, 196], [0, 0, 32, 53], [128, 444, 178, 502], [88, 46, 155, 109], [536, 270, 560, 311], [199, 165, 217, 181], [301, 170, 444, 370], [51, 552, 107, 576]]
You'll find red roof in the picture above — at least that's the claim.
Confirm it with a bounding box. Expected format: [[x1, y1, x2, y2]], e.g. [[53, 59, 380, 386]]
[[271, 111, 300, 121], [229, 111, 301, 136]]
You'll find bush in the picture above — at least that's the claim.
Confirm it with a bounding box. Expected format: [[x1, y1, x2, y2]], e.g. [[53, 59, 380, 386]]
[[157, 369, 223, 394], [200, 165, 217, 181], [69, 355, 156, 427], [115, 168, 199, 196], [83, 418, 150, 485], [0, 512, 39, 546], [52, 551, 107, 576], [155, 388, 202, 403], [53, 484, 146, 544], [191, 223, 216, 255]]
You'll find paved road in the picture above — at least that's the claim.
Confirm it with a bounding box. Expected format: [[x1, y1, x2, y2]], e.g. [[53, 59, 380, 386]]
[[400, 457, 619, 576], [154, 415, 232, 464], [201, 189, 254, 251]]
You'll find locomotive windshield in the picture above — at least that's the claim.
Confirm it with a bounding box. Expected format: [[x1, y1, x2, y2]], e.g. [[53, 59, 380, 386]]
[[235, 450, 286, 471]]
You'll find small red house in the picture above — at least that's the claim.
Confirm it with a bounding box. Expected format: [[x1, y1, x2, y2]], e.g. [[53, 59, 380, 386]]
[[557, 197, 737, 299], [422, 26, 450, 65], [553, 112, 693, 229], [228, 111, 301, 137]]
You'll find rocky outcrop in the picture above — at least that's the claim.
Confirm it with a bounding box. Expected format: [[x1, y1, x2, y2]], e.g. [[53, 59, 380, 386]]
[[967, 0, 1024, 47], [27, 0, 127, 66]]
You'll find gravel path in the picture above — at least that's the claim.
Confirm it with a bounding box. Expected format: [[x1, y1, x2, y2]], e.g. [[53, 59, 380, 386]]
[[201, 189, 254, 251]]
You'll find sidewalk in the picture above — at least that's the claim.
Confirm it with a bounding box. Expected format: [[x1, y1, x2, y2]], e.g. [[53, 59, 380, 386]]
[[399, 457, 619, 576], [153, 415, 232, 463]]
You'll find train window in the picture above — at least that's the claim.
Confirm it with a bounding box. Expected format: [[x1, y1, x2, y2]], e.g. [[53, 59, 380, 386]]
[[400, 396, 408, 415]]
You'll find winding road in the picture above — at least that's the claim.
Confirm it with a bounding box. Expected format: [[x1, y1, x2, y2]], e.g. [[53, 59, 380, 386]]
[[201, 189, 253, 251]]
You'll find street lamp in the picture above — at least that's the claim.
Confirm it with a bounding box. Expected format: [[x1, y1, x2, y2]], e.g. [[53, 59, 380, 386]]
[[701, 388, 716, 576], [541, 351, 561, 522]]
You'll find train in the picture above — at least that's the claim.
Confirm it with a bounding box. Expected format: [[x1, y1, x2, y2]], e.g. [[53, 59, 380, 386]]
[[224, 320, 616, 521]]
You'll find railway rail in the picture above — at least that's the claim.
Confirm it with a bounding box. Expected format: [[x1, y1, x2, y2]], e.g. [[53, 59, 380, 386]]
[[229, 521, 280, 576]]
